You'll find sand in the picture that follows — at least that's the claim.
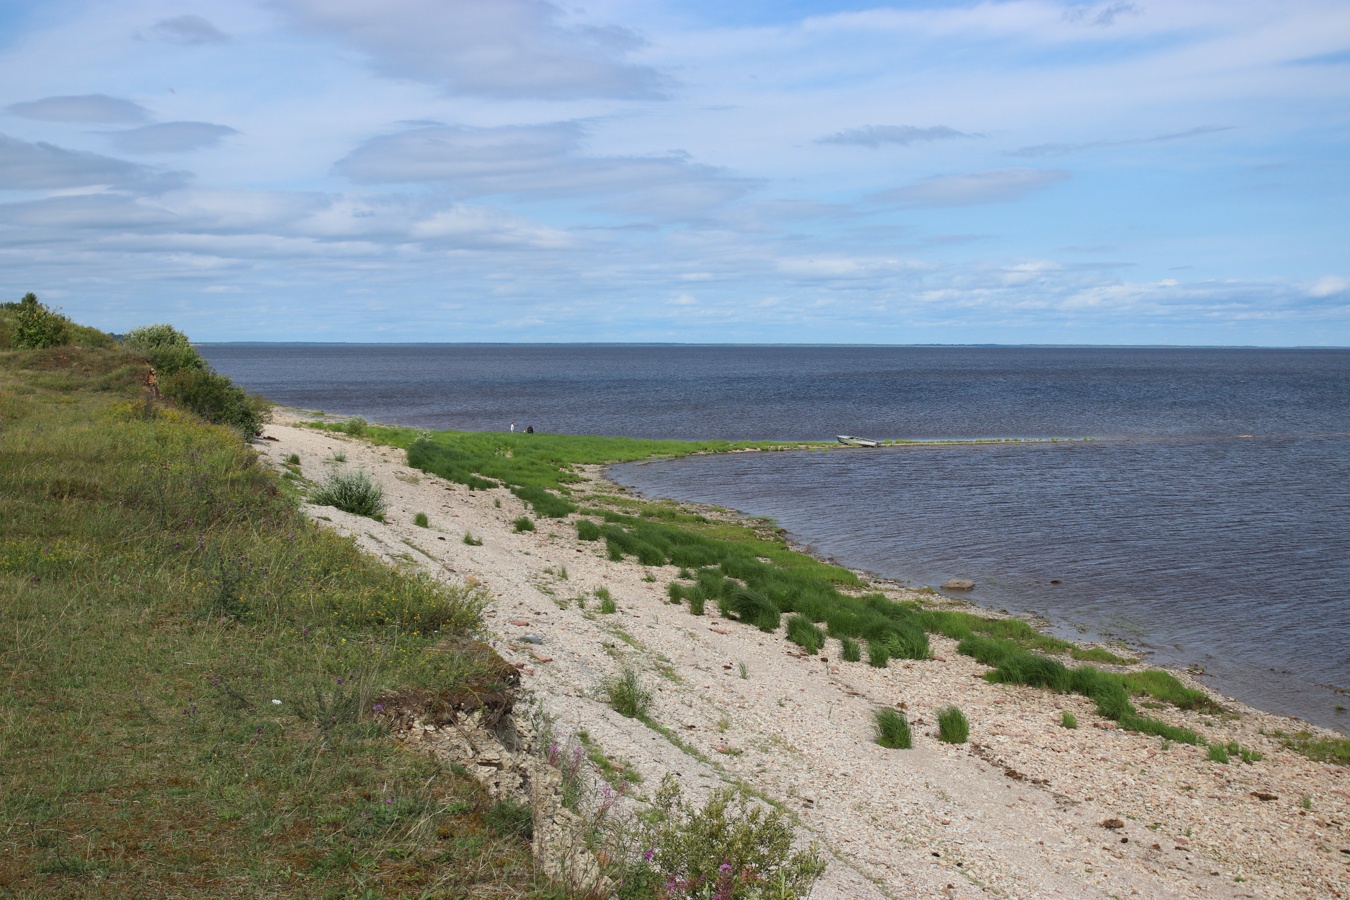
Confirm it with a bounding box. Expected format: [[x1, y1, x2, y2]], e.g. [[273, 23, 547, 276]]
[[257, 410, 1349, 899]]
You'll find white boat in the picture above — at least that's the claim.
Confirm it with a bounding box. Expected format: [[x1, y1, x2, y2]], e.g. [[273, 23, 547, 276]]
[[836, 435, 880, 447]]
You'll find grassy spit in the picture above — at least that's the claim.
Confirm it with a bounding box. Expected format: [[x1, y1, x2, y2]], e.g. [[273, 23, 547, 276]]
[[0, 321, 561, 896], [335, 420, 1350, 758]]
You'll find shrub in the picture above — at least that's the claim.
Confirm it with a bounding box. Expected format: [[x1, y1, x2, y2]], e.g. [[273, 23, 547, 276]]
[[312, 470, 386, 519], [786, 614, 825, 654], [874, 708, 912, 749], [340, 416, 368, 436], [9, 293, 70, 350], [1060, 711, 1077, 729], [122, 323, 204, 375], [413, 512, 429, 528], [162, 367, 270, 435], [936, 705, 969, 744], [616, 776, 825, 900], [606, 667, 651, 719], [513, 516, 535, 532]]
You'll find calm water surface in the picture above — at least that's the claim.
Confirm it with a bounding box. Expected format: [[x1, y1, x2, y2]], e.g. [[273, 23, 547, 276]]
[[202, 344, 1350, 730]]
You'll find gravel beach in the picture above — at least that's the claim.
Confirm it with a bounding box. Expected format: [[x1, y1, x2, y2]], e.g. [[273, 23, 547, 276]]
[[259, 411, 1349, 899]]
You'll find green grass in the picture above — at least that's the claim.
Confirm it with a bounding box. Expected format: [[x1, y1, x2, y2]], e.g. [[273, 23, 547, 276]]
[[1060, 711, 1078, 729], [309, 423, 817, 519], [311, 469, 387, 519], [785, 614, 825, 654], [936, 705, 970, 744], [605, 667, 652, 719], [874, 708, 913, 749], [1266, 729, 1350, 764], [840, 636, 862, 663], [0, 338, 559, 897], [462, 531, 483, 546], [956, 634, 1206, 743], [513, 515, 535, 533], [413, 511, 429, 527]]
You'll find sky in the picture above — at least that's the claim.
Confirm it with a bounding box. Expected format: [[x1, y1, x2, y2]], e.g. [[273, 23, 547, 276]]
[[1, 0, 1348, 345]]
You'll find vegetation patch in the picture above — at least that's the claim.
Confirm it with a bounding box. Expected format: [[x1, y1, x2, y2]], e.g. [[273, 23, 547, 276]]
[[311, 468, 387, 519], [0, 325, 550, 897], [936, 705, 970, 744], [874, 708, 913, 750]]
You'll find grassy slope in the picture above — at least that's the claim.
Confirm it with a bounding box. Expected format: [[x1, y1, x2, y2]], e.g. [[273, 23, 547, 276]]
[[0, 344, 559, 898]]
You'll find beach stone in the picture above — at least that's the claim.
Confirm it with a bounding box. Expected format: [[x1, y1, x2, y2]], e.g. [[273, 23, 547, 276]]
[[520, 633, 544, 645], [941, 579, 975, 591], [1101, 818, 1125, 829]]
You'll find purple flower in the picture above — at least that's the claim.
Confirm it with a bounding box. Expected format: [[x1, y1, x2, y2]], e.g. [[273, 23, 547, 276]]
[[718, 862, 733, 874], [643, 848, 654, 862], [336, 677, 344, 685], [385, 797, 393, 805], [372, 703, 384, 713]]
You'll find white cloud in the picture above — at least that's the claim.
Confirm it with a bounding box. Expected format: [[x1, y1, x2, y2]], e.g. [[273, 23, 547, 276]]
[[819, 125, 979, 148], [145, 15, 230, 45], [334, 122, 751, 217], [1309, 275, 1349, 297], [109, 123, 240, 154], [1010, 125, 1232, 158], [275, 0, 668, 100], [5, 94, 150, 124], [874, 168, 1071, 207], [0, 134, 176, 191]]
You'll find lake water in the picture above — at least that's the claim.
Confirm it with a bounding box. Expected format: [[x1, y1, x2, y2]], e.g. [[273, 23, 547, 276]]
[[202, 344, 1350, 731]]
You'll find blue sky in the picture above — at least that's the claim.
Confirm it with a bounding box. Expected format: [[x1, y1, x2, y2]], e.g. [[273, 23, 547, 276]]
[[1, 0, 1347, 344]]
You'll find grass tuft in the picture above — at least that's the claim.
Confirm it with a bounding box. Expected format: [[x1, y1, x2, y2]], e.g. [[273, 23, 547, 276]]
[[874, 708, 913, 749], [512, 516, 535, 533], [312, 469, 386, 519], [936, 705, 970, 744], [413, 511, 429, 527], [605, 667, 652, 719]]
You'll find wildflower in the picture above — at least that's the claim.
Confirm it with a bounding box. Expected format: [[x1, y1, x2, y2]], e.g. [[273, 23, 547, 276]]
[[372, 703, 384, 713], [643, 848, 655, 863], [337, 677, 345, 685], [385, 797, 393, 805]]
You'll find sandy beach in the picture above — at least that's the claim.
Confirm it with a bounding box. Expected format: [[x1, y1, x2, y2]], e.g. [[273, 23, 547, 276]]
[[258, 411, 1349, 899]]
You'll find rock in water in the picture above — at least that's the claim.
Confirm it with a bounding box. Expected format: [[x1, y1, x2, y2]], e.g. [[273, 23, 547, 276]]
[[941, 579, 975, 591]]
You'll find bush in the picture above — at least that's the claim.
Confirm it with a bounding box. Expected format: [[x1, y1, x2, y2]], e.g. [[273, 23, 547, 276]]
[[123, 323, 205, 375], [162, 367, 270, 435], [936, 705, 969, 744], [605, 667, 651, 719], [616, 776, 825, 900], [312, 470, 386, 519], [9, 293, 71, 350], [1060, 711, 1077, 729], [874, 708, 912, 749]]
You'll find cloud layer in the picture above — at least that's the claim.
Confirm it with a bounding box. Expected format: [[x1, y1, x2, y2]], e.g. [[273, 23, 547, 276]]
[[0, 0, 1345, 345]]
